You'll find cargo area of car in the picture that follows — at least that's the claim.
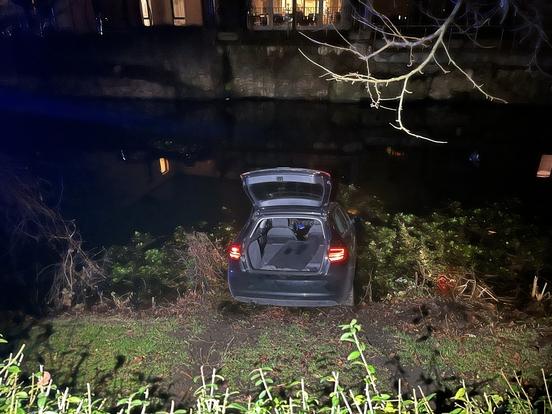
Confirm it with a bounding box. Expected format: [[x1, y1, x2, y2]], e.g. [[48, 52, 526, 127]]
[[246, 217, 327, 272]]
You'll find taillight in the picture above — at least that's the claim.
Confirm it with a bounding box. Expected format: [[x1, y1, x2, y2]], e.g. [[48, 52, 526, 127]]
[[228, 243, 241, 260], [328, 246, 347, 263]]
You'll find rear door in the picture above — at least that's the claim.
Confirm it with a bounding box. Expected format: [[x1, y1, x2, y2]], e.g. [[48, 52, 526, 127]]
[[241, 168, 332, 209]]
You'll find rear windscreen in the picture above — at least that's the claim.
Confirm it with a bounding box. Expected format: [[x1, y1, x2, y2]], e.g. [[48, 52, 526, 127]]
[[250, 182, 324, 201]]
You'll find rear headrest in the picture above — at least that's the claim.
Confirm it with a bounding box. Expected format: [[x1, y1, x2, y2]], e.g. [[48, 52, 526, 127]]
[[308, 223, 323, 235], [270, 218, 289, 227], [267, 227, 296, 238]]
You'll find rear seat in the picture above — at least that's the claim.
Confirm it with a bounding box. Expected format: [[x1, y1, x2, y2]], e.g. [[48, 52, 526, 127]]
[[307, 222, 323, 237], [247, 240, 262, 268], [266, 227, 295, 241], [266, 219, 296, 244], [261, 218, 294, 266], [306, 223, 325, 271]]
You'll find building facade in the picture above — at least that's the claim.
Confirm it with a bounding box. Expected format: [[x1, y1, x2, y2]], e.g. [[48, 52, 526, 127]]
[[3, 0, 548, 39]]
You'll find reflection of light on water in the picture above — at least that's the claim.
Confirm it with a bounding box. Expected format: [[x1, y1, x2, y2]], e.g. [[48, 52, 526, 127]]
[[537, 154, 552, 178], [180, 159, 218, 177], [385, 146, 406, 158], [469, 151, 480, 166], [159, 157, 170, 175]]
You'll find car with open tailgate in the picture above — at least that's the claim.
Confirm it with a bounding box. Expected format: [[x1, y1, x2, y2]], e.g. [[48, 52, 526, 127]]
[[227, 167, 356, 306]]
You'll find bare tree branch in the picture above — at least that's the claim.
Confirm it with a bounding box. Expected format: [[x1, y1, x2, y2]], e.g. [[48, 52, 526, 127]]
[[300, 0, 549, 142]]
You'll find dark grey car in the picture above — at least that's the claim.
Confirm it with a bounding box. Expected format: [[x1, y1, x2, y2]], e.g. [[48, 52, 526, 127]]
[[227, 168, 356, 307]]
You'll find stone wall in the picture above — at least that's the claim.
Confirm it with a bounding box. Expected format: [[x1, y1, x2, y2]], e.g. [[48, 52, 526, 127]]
[[1, 29, 551, 103]]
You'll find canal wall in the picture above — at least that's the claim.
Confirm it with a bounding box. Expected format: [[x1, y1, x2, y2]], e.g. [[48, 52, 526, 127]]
[[1, 29, 551, 103]]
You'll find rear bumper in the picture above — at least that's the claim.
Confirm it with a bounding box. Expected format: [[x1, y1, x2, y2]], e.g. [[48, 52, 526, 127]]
[[227, 262, 351, 307], [232, 295, 339, 307]]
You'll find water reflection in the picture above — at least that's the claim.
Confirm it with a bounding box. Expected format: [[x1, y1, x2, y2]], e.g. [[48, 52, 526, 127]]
[[1, 97, 550, 245]]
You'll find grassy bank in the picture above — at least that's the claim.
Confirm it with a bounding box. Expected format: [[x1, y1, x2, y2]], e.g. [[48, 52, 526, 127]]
[[394, 324, 552, 385], [6, 298, 551, 408], [2, 306, 552, 413], [17, 316, 196, 403]]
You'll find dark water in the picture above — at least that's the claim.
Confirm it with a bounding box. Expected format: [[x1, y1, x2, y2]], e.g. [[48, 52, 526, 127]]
[[2, 92, 552, 248]]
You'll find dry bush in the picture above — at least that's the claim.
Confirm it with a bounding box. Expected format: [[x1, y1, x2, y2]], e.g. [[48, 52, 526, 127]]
[[0, 159, 104, 309], [434, 268, 524, 313], [109, 291, 134, 312], [531, 276, 551, 303], [182, 231, 226, 296]]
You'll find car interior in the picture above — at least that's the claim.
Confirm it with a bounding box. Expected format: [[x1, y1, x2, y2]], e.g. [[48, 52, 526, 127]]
[[246, 217, 327, 272]]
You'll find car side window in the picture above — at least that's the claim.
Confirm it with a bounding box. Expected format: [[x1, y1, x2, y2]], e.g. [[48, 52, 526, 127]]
[[332, 206, 349, 235]]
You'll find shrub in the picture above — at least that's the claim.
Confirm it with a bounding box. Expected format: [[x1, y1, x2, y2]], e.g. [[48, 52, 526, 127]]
[[105, 228, 225, 305], [339, 186, 550, 303]]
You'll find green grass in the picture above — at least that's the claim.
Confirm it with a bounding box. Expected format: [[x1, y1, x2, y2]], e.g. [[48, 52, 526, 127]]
[[394, 325, 552, 386], [19, 316, 194, 401], [5, 306, 551, 405], [3, 318, 551, 414], [220, 320, 374, 393]]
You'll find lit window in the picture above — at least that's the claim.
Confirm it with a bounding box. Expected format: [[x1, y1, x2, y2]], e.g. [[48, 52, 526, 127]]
[[295, 0, 321, 26], [537, 154, 552, 178], [173, 0, 186, 25], [386, 146, 406, 158], [159, 158, 170, 175], [140, 0, 152, 26], [249, 0, 343, 29]]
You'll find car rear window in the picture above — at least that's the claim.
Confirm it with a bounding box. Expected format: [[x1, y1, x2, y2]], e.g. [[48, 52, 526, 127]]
[[250, 182, 324, 201]]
